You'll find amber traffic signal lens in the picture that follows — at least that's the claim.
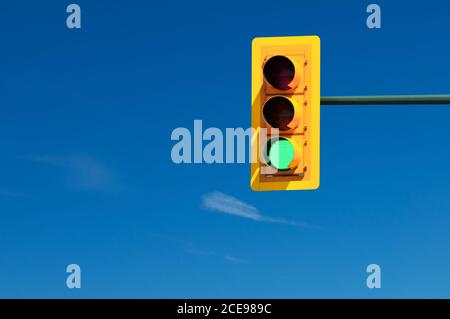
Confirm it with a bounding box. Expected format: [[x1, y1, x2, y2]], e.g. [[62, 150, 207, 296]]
[[263, 96, 298, 130]]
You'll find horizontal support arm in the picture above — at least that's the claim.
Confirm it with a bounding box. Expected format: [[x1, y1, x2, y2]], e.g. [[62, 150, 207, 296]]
[[321, 95, 450, 105]]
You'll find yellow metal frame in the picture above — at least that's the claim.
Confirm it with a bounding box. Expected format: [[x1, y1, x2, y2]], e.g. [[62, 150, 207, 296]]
[[251, 36, 320, 191]]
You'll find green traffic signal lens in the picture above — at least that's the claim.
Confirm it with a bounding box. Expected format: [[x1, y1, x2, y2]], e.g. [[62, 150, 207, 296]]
[[268, 138, 295, 171]]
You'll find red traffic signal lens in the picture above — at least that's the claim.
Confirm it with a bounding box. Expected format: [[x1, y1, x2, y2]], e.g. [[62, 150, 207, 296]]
[[263, 55, 296, 90]]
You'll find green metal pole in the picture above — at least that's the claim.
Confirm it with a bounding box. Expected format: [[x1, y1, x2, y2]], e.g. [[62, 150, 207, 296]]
[[321, 94, 450, 105]]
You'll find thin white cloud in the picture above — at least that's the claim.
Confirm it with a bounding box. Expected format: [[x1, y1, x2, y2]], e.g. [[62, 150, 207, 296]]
[[224, 255, 249, 265], [0, 189, 26, 198], [185, 244, 249, 264], [202, 191, 262, 221], [185, 247, 216, 256], [201, 191, 317, 228], [152, 235, 250, 265], [22, 154, 118, 191]]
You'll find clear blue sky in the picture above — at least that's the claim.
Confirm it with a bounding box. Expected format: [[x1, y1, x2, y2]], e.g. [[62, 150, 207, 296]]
[[1, 0, 450, 298]]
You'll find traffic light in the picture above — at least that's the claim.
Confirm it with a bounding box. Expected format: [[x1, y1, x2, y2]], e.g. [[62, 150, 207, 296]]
[[251, 36, 320, 191]]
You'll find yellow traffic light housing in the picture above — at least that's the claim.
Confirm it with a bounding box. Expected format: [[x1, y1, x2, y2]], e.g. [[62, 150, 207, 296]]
[[251, 36, 320, 191]]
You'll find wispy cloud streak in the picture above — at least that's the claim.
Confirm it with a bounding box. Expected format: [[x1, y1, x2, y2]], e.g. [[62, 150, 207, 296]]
[[22, 154, 118, 191], [0, 189, 26, 198], [152, 234, 250, 265], [224, 255, 249, 265], [201, 191, 318, 229], [185, 246, 249, 264]]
